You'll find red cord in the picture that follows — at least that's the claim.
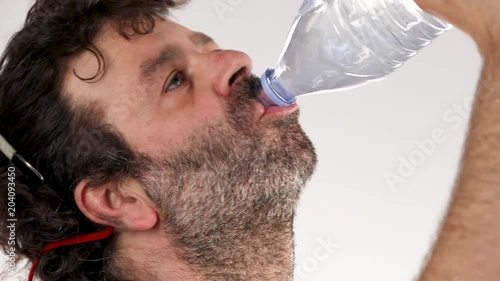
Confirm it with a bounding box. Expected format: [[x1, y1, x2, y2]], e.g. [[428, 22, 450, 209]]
[[28, 226, 114, 281]]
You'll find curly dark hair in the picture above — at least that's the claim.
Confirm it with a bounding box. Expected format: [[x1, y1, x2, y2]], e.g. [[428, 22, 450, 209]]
[[0, 0, 187, 280]]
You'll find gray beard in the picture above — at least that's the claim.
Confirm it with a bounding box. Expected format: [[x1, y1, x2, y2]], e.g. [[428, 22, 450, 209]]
[[135, 77, 317, 280]]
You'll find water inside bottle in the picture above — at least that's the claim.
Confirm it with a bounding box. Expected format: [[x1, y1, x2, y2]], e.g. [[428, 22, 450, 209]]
[[269, 0, 452, 98]]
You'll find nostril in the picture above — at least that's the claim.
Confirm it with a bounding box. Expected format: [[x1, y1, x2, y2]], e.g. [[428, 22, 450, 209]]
[[229, 67, 247, 86]]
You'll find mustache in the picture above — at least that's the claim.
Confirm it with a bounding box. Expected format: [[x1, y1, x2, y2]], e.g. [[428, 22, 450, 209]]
[[231, 74, 261, 100]]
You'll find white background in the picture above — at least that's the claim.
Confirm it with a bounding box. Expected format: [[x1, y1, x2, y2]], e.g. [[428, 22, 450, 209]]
[[0, 0, 482, 280]]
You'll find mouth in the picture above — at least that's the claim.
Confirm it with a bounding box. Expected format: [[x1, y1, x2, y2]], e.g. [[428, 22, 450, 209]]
[[230, 72, 299, 121], [256, 89, 299, 121]]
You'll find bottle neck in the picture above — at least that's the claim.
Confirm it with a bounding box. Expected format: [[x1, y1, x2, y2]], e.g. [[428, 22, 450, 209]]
[[259, 69, 297, 107]]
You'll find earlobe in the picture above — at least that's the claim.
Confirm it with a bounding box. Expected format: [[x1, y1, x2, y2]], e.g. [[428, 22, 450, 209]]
[[74, 178, 159, 231]]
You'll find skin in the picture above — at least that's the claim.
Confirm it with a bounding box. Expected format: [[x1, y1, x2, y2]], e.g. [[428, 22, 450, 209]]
[[415, 0, 500, 280]]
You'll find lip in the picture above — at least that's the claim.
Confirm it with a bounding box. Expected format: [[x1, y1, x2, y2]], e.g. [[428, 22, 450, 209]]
[[257, 102, 299, 121]]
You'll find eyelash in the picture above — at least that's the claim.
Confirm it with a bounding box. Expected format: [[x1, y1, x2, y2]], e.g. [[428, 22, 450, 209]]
[[164, 71, 186, 93]]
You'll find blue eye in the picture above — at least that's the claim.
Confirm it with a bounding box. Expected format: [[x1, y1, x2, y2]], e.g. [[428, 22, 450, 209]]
[[165, 72, 184, 92]]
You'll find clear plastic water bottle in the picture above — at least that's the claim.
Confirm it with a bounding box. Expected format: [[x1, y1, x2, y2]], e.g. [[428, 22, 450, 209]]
[[258, 0, 452, 107]]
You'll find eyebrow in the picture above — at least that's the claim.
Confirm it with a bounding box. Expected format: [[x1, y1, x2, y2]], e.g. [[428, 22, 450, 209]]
[[140, 45, 181, 87], [189, 32, 215, 47], [139, 32, 216, 92]]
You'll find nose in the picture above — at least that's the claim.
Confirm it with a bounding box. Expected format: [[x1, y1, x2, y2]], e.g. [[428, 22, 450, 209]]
[[209, 50, 253, 97]]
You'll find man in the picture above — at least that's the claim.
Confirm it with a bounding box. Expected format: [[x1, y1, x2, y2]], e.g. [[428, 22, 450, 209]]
[[0, 0, 498, 281], [0, 1, 315, 280]]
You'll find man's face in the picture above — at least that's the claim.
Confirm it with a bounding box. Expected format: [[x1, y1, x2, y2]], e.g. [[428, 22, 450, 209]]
[[64, 17, 300, 156], [65, 16, 317, 271]]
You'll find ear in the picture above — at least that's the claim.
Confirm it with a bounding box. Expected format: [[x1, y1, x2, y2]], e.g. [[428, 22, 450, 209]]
[[74, 178, 159, 231]]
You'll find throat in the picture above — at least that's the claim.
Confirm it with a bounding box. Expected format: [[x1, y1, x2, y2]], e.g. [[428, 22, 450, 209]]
[[178, 221, 295, 281]]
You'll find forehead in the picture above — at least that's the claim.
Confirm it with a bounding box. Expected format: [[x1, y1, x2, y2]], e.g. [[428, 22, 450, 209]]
[[99, 17, 193, 48], [88, 17, 193, 71]]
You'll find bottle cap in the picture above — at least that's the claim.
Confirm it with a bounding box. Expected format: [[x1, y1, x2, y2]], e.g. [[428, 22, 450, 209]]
[[259, 69, 296, 107]]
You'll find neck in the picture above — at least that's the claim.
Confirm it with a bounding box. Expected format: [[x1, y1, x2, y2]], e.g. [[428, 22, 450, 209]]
[[115, 221, 295, 281], [188, 221, 295, 281]]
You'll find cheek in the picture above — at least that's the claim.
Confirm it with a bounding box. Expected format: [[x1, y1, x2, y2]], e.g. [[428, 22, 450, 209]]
[[124, 118, 186, 156], [125, 98, 227, 156], [107, 104, 132, 124], [191, 98, 226, 121]]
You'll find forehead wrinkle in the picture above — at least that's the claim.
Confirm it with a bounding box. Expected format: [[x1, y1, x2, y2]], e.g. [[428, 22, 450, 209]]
[[140, 45, 182, 93]]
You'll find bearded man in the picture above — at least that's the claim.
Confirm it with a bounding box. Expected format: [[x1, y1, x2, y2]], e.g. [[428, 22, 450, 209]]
[[1, 0, 500, 280]]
